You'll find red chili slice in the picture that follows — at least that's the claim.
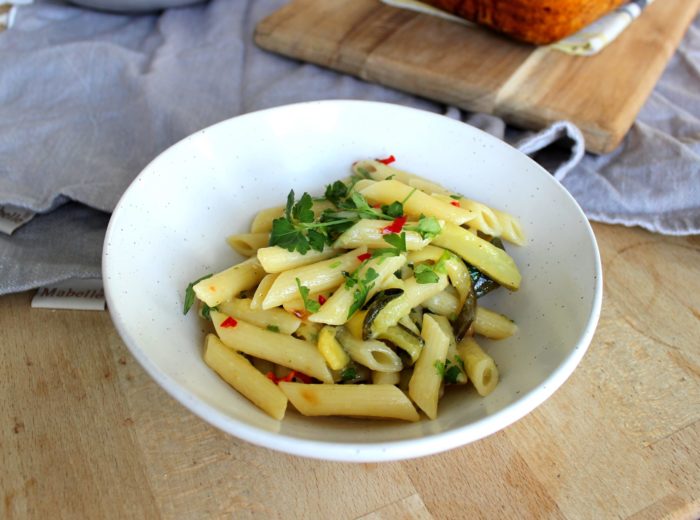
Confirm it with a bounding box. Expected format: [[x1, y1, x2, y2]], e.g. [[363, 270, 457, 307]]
[[220, 316, 238, 328], [266, 371, 280, 384], [450, 200, 461, 207], [318, 294, 327, 305], [377, 155, 396, 165], [382, 215, 407, 235], [357, 252, 372, 262], [294, 372, 313, 384]]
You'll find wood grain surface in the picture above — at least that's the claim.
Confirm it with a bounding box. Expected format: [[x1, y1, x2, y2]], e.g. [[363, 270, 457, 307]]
[[2, 223, 699, 519], [254, 0, 700, 154]]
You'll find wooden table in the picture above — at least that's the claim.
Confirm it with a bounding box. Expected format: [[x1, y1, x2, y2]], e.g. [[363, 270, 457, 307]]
[[2, 222, 699, 519]]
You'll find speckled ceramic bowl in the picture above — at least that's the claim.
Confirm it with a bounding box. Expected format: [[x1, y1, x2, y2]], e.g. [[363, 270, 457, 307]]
[[103, 100, 602, 462]]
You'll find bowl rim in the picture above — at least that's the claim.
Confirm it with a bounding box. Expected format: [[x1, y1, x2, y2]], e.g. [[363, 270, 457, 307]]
[[103, 99, 603, 462]]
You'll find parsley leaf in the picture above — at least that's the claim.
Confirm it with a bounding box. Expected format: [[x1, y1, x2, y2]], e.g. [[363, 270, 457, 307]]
[[183, 273, 212, 315], [444, 365, 462, 384], [340, 365, 358, 382], [414, 264, 440, 284], [270, 217, 310, 254], [295, 278, 320, 313], [324, 181, 349, 206], [201, 303, 218, 320], [449, 194, 463, 200], [372, 232, 407, 259], [435, 358, 462, 383], [434, 360, 446, 377], [284, 190, 295, 220], [292, 192, 315, 223], [266, 324, 280, 333], [381, 201, 404, 218], [405, 215, 442, 240], [307, 229, 326, 252], [347, 267, 380, 318]]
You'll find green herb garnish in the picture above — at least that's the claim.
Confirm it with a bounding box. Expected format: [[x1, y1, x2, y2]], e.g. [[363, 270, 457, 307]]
[[340, 365, 358, 382], [405, 215, 442, 240], [346, 267, 380, 318], [372, 232, 407, 259], [295, 277, 320, 313], [183, 273, 212, 315], [266, 325, 280, 333]]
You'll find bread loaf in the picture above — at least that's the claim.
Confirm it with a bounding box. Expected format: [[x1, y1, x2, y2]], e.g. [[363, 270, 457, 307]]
[[418, 0, 628, 44]]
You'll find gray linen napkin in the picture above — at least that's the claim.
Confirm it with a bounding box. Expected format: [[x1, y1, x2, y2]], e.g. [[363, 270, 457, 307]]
[[0, 0, 698, 295]]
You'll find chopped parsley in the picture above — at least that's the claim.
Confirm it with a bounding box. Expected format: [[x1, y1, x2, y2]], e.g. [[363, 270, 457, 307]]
[[345, 267, 380, 318], [295, 278, 320, 313], [372, 232, 407, 259], [340, 365, 358, 382], [434, 358, 463, 384], [405, 215, 442, 240], [201, 302, 218, 320], [266, 325, 280, 333], [414, 264, 440, 284], [183, 273, 212, 315]]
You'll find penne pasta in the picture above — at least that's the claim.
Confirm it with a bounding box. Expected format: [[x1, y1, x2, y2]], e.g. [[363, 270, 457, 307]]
[[353, 160, 450, 196], [226, 232, 270, 257], [367, 274, 449, 337], [360, 180, 475, 226], [261, 247, 366, 309], [431, 315, 467, 384], [492, 208, 526, 246], [193, 257, 266, 307], [257, 245, 340, 274], [217, 298, 301, 335], [250, 273, 278, 310], [409, 314, 449, 419], [433, 194, 502, 238], [250, 206, 284, 233], [336, 327, 403, 373], [203, 334, 287, 420], [333, 219, 432, 251], [432, 222, 521, 290], [309, 254, 406, 325], [211, 310, 333, 383], [457, 336, 499, 396], [279, 382, 419, 421], [474, 306, 517, 340]]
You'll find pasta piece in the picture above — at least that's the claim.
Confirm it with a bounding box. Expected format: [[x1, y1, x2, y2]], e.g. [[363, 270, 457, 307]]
[[432, 223, 521, 290], [333, 220, 432, 251], [217, 298, 301, 335], [457, 337, 499, 396], [262, 247, 366, 309], [359, 180, 475, 226], [474, 306, 517, 340], [279, 382, 419, 421], [257, 246, 340, 274], [372, 370, 401, 385], [193, 257, 266, 307], [433, 194, 502, 238], [407, 245, 472, 307], [250, 273, 277, 310], [422, 286, 460, 317], [226, 232, 270, 257], [431, 315, 467, 384], [351, 179, 376, 192], [250, 206, 284, 233], [353, 160, 450, 195], [203, 334, 287, 420], [368, 274, 449, 337], [492, 208, 526, 246], [408, 314, 449, 419], [336, 328, 403, 373], [309, 254, 406, 325], [211, 310, 333, 383]]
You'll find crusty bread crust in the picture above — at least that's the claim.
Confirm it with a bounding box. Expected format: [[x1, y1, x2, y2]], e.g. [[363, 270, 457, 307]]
[[420, 0, 628, 44]]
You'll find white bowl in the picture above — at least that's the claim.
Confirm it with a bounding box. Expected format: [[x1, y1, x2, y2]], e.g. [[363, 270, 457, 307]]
[[103, 100, 602, 462]]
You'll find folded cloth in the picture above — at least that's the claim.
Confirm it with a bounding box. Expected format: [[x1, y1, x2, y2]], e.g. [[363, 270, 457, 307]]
[[0, 0, 698, 296]]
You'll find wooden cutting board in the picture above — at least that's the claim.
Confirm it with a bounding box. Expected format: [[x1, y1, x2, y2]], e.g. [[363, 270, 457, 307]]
[[255, 0, 700, 154]]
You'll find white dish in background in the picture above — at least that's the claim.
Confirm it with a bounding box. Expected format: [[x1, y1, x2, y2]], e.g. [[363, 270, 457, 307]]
[[103, 100, 602, 462]]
